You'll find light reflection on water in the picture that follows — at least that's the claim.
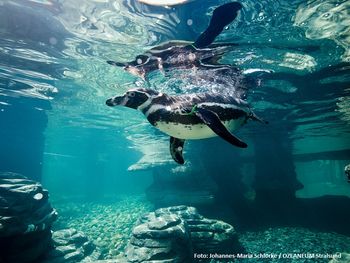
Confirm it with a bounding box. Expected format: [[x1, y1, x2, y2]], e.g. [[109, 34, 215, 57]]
[[294, 0, 350, 62]]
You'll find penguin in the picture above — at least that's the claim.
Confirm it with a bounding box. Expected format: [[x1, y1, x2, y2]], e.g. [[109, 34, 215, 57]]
[[107, 2, 242, 79], [106, 88, 267, 164]]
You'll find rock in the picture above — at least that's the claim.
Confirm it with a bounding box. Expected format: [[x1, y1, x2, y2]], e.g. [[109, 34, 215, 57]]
[[0, 172, 101, 263], [155, 205, 242, 254], [125, 213, 191, 263], [0, 172, 57, 237], [42, 228, 102, 263], [0, 172, 57, 263], [125, 205, 244, 262], [155, 205, 203, 220], [147, 214, 180, 230]]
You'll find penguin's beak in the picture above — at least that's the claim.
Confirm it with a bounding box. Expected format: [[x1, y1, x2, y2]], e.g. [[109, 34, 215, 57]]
[[106, 60, 146, 79], [107, 61, 127, 67], [106, 96, 124, 107]]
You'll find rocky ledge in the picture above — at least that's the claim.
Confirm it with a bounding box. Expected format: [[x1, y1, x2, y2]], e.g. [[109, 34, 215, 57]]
[[0, 172, 57, 263], [0, 172, 101, 263]]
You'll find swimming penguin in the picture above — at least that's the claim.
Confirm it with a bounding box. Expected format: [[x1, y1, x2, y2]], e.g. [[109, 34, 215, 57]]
[[106, 88, 267, 164], [107, 2, 242, 79]]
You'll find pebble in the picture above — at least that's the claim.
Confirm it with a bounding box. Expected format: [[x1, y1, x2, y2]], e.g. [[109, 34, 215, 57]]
[[238, 227, 350, 263], [51, 197, 350, 262], [52, 195, 153, 258]]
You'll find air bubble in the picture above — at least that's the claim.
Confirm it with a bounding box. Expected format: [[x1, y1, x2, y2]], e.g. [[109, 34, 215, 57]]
[[256, 11, 267, 22], [49, 37, 57, 45], [187, 19, 193, 26], [322, 12, 331, 19]]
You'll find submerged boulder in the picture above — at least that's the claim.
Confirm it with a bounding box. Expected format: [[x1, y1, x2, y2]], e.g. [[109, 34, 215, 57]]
[[125, 212, 191, 262], [125, 205, 243, 262], [42, 228, 102, 263], [0, 172, 102, 263], [155, 206, 242, 254], [0, 172, 58, 263]]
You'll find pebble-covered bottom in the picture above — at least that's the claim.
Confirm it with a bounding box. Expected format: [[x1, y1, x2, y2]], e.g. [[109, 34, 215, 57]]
[[52, 194, 153, 259], [233, 227, 350, 263], [52, 197, 350, 262]]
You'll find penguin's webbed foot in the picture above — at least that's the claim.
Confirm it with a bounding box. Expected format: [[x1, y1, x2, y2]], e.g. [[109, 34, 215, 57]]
[[170, 137, 185, 164]]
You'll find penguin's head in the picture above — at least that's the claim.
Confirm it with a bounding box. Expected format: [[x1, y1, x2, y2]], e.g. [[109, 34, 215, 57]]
[[106, 88, 159, 109], [107, 54, 159, 79]]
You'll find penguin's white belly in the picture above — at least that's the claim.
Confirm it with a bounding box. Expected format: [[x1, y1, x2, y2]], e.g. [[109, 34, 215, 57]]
[[155, 118, 245, 140]]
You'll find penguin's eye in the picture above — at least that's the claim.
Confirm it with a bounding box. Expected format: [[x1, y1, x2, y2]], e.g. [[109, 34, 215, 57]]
[[135, 55, 149, 65], [128, 92, 135, 97]]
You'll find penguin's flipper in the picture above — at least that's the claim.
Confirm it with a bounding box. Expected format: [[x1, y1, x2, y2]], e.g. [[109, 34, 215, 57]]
[[208, 42, 239, 49], [170, 137, 186, 164], [195, 108, 248, 148], [193, 2, 243, 49]]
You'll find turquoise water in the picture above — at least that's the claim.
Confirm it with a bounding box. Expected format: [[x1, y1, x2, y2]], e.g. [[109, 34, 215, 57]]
[[1, 0, 350, 262]]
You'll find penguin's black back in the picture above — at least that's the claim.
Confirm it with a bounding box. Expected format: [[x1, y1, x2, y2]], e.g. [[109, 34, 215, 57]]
[[144, 92, 249, 126]]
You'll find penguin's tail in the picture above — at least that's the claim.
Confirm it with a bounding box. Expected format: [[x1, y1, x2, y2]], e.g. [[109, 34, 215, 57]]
[[249, 112, 268, 124]]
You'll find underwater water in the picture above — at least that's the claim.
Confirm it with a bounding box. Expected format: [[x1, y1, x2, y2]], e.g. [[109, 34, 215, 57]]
[[1, 0, 350, 262]]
